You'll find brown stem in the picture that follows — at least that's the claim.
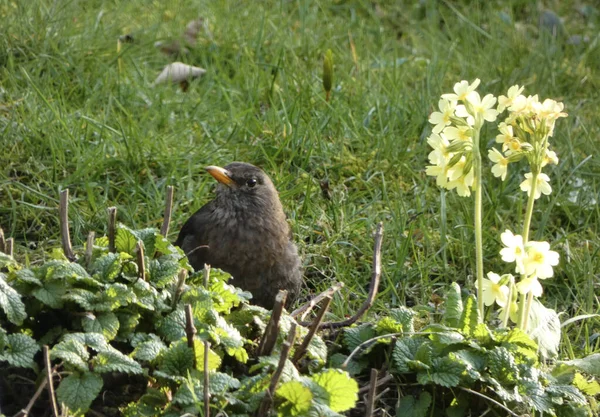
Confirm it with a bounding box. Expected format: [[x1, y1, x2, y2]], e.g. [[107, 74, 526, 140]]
[[44, 345, 60, 417], [292, 296, 332, 364], [365, 368, 378, 417], [203, 340, 211, 417], [161, 185, 174, 237], [59, 190, 75, 261], [136, 240, 146, 281], [107, 207, 117, 253], [0, 228, 5, 253], [172, 269, 188, 308], [291, 281, 344, 321], [256, 323, 297, 417], [257, 290, 288, 357], [184, 304, 197, 366], [319, 222, 384, 329], [358, 373, 393, 395], [6, 238, 13, 257], [85, 231, 95, 268]]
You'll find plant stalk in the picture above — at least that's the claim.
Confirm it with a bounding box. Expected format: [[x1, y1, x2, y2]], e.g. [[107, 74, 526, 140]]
[[473, 127, 485, 321]]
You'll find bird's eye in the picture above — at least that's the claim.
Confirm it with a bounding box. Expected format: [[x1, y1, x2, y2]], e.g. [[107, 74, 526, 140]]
[[246, 178, 257, 188]]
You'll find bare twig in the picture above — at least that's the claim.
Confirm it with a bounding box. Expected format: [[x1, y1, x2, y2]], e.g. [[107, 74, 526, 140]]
[[365, 368, 378, 417], [184, 304, 197, 366], [136, 240, 146, 281], [5, 238, 13, 257], [291, 281, 344, 321], [161, 185, 174, 237], [172, 269, 188, 308], [358, 373, 393, 395], [85, 231, 95, 268], [0, 228, 5, 253], [44, 345, 60, 417], [292, 296, 332, 364], [203, 340, 211, 417], [319, 222, 384, 329], [203, 264, 211, 287], [256, 290, 288, 357], [458, 387, 520, 417], [107, 207, 117, 253], [59, 190, 75, 261], [256, 323, 297, 417]]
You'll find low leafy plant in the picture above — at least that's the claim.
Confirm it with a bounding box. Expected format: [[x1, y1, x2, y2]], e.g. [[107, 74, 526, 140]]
[[0, 224, 357, 416]]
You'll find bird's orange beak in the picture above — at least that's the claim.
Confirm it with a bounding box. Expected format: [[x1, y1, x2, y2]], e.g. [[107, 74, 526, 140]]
[[205, 166, 234, 186]]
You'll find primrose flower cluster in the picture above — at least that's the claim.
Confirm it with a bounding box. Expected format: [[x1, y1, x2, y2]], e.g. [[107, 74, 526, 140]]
[[426, 79, 498, 197]]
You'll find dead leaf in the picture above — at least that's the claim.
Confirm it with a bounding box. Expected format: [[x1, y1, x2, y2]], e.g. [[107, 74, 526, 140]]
[[153, 62, 206, 87]]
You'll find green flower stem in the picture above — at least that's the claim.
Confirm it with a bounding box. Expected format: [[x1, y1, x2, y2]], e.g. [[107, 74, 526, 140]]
[[473, 127, 484, 321], [502, 280, 514, 328], [518, 170, 539, 329], [522, 291, 534, 331]]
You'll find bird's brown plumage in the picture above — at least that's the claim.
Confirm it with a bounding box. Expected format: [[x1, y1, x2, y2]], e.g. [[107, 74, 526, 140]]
[[175, 162, 302, 308]]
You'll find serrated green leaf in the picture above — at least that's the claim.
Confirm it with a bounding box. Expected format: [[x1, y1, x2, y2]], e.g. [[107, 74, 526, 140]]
[[32, 280, 66, 308], [522, 379, 553, 412], [426, 328, 465, 347], [393, 337, 425, 373], [306, 333, 328, 364], [0, 253, 18, 270], [121, 388, 169, 417], [92, 349, 143, 374], [116, 311, 141, 339], [159, 340, 194, 377], [37, 260, 91, 283], [443, 282, 463, 328], [488, 346, 519, 384], [148, 257, 180, 288], [459, 295, 480, 337], [0, 333, 39, 368], [133, 335, 167, 362], [396, 391, 432, 417], [343, 324, 376, 351], [417, 356, 464, 387], [91, 253, 124, 282], [0, 273, 27, 325], [192, 339, 222, 371], [63, 288, 97, 310], [376, 316, 403, 334], [173, 372, 241, 405], [546, 384, 587, 405], [82, 312, 120, 341], [56, 372, 103, 414], [115, 224, 138, 255], [93, 283, 135, 311], [209, 279, 241, 313], [15, 268, 42, 286], [452, 349, 485, 380], [328, 353, 364, 376], [158, 309, 187, 341], [51, 339, 90, 372], [276, 381, 313, 416], [312, 369, 358, 412], [131, 279, 158, 311], [573, 372, 600, 396], [389, 307, 416, 333], [63, 332, 109, 352]]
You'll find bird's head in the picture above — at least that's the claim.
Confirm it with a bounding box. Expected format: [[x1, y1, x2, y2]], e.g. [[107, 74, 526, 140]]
[[206, 162, 281, 210]]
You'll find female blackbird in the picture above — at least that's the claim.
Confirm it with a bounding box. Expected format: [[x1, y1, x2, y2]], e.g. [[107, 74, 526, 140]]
[[175, 162, 302, 308]]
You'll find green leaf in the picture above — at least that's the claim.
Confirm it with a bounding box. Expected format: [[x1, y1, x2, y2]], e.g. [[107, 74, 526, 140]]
[[159, 340, 194, 377], [375, 316, 403, 334], [37, 260, 91, 282], [528, 299, 561, 359], [173, 372, 241, 405], [82, 312, 120, 341], [488, 346, 519, 384], [561, 353, 600, 377], [573, 372, 600, 395], [51, 339, 89, 372], [276, 381, 313, 416], [209, 279, 242, 313], [0, 333, 39, 368], [32, 280, 66, 308], [115, 224, 138, 255], [91, 253, 124, 282], [158, 309, 187, 342], [92, 348, 143, 374], [452, 349, 485, 380], [132, 334, 167, 362], [63, 288, 97, 310], [417, 356, 464, 387], [522, 379, 553, 412], [15, 268, 42, 286], [148, 257, 180, 287], [443, 282, 463, 328], [389, 306, 416, 333], [0, 273, 27, 325], [93, 283, 135, 311], [305, 333, 328, 364], [427, 328, 465, 347], [328, 353, 364, 376], [497, 327, 538, 361], [459, 295, 480, 337], [63, 332, 110, 352], [393, 337, 425, 373], [396, 391, 432, 417], [343, 324, 376, 351], [56, 372, 103, 414], [192, 339, 222, 372], [311, 369, 358, 412]]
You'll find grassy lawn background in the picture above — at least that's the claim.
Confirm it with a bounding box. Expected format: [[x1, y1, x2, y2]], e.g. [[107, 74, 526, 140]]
[[1, 0, 599, 356]]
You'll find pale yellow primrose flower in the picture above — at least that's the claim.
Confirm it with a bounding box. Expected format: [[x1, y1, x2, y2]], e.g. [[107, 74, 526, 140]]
[[488, 148, 509, 181], [443, 125, 472, 142], [520, 173, 552, 199], [499, 300, 520, 323], [523, 241, 559, 279], [429, 99, 457, 134], [497, 84, 525, 112], [516, 276, 543, 296], [500, 230, 526, 274], [542, 149, 559, 167], [477, 272, 510, 307], [465, 91, 499, 123], [426, 133, 451, 186], [441, 78, 481, 101], [495, 122, 514, 152], [446, 164, 474, 197]]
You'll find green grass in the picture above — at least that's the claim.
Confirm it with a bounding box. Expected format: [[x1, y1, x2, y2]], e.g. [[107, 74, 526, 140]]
[[2, 0, 600, 356]]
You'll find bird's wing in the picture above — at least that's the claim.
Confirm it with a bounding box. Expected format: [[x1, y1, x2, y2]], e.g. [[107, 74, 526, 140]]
[[174, 201, 215, 270]]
